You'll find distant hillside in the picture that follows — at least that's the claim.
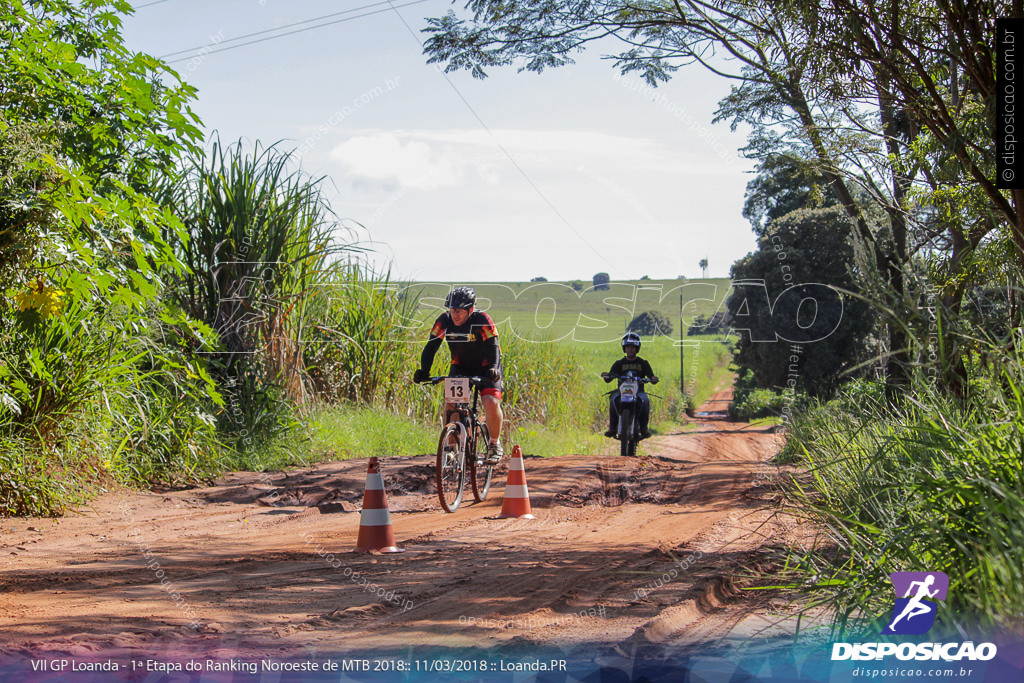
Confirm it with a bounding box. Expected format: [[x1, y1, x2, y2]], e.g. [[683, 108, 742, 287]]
[[392, 278, 733, 341]]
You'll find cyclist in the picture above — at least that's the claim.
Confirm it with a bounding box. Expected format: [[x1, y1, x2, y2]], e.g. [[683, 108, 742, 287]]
[[413, 286, 505, 464], [601, 332, 659, 439]]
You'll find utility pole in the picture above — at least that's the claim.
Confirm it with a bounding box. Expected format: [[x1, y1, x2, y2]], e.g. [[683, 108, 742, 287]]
[[679, 293, 685, 396]]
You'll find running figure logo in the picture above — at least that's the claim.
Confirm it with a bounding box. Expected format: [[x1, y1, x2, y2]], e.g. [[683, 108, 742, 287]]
[[882, 571, 949, 635]]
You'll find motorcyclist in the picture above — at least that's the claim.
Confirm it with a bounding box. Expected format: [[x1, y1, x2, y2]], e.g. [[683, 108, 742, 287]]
[[413, 286, 505, 464], [601, 332, 659, 439]]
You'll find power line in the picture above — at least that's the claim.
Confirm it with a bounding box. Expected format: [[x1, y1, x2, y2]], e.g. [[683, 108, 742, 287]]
[[160, 0, 431, 64], [385, 1, 619, 274], [159, 0, 418, 59], [134, 0, 174, 8], [151, 0, 617, 273]]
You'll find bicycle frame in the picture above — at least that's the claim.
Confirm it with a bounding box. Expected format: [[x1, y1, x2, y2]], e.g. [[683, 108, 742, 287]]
[[425, 375, 496, 512]]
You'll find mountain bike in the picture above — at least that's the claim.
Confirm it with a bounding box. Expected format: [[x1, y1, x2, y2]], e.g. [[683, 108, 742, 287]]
[[603, 372, 656, 458], [422, 375, 497, 512]]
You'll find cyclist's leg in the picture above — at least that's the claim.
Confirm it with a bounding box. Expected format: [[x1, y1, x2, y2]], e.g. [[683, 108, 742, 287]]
[[481, 393, 503, 442], [480, 387, 504, 463]]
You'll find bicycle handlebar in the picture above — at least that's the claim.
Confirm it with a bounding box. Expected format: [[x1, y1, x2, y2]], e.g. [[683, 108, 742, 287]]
[[421, 375, 485, 386]]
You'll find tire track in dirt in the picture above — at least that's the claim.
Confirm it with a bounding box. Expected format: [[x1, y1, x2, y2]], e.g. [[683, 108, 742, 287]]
[[0, 389, 809, 659]]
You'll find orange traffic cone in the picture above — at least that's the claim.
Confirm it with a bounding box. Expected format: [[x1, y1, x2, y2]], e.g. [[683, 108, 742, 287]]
[[498, 445, 535, 519], [355, 457, 404, 553]]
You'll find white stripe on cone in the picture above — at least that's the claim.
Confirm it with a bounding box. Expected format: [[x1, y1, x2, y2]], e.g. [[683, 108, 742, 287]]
[[360, 508, 392, 526], [504, 485, 530, 498]]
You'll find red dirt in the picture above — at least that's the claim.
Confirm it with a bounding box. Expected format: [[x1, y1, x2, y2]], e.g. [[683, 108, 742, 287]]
[[0, 390, 813, 663]]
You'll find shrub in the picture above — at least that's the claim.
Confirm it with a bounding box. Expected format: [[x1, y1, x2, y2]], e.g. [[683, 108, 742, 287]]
[[628, 310, 673, 337], [780, 350, 1024, 635]]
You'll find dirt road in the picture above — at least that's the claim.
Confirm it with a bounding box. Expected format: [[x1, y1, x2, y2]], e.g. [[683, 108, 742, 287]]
[[0, 391, 810, 667]]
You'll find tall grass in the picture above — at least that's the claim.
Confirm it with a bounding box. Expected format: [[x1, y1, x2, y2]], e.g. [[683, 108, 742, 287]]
[[0, 282, 222, 513], [780, 342, 1024, 635], [291, 322, 739, 460], [155, 137, 358, 453], [302, 266, 421, 408]]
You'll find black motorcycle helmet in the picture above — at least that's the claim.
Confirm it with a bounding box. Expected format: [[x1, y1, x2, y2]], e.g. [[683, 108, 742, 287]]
[[622, 332, 642, 351], [445, 286, 476, 311]]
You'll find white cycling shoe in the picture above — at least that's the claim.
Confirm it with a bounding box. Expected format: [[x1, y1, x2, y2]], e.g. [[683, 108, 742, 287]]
[[484, 440, 504, 465]]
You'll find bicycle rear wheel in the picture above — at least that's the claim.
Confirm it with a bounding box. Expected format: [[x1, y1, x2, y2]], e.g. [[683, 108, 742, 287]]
[[468, 422, 494, 502], [436, 423, 466, 512]]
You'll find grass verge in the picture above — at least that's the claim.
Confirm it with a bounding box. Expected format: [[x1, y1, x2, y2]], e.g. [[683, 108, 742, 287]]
[[780, 373, 1024, 636]]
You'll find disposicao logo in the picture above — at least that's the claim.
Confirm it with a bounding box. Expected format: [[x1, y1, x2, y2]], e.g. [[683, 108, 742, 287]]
[[831, 570, 998, 662], [883, 571, 948, 635]]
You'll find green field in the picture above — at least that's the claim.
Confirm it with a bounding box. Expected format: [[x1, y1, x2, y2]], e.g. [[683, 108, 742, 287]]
[[392, 277, 733, 343], [297, 278, 737, 460]]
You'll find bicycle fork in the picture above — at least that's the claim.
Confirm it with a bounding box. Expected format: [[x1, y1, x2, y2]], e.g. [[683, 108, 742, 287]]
[[444, 420, 468, 454]]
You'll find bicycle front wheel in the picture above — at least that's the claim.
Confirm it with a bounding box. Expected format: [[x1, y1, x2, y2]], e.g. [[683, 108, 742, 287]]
[[468, 422, 493, 502], [436, 423, 466, 512]]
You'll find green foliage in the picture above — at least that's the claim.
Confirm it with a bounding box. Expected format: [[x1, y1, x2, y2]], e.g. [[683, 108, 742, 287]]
[[301, 266, 420, 408], [0, 123, 57, 278], [0, 1, 223, 514], [499, 332, 589, 431], [780, 350, 1024, 633], [731, 388, 786, 420], [742, 154, 838, 236], [1, 0, 202, 302], [687, 311, 731, 335], [729, 370, 793, 420], [592, 272, 610, 290], [0, 445, 87, 516], [627, 310, 672, 337], [727, 206, 877, 397], [302, 406, 436, 462], [155, 138, 359, 452]]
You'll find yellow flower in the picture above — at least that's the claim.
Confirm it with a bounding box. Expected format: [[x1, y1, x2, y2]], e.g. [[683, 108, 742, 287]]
[[15, 281, 65, 318]]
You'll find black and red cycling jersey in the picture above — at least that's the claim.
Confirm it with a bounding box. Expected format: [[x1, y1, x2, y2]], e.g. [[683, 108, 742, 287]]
[[419, 310, 502, 376]]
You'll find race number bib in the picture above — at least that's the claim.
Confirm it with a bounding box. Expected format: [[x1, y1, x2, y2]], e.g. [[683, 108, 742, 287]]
[[619, 379, 639, 399], [444, 377, 471, 402]]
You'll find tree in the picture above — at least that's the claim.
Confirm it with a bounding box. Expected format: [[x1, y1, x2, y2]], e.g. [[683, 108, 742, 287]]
[[530, 276, 547, 282], [727, 206, 877, 397], [422, 0, 938, 388], [593, 272, 610, 290], [423, 0, 1021, 392], [628, 310, 672, 337], [0, 0, 202, 300], [743, 154, 839, 236], [0, 1, 213, 447], [699, 258, 708, 279], [688, 311, 732, 336]]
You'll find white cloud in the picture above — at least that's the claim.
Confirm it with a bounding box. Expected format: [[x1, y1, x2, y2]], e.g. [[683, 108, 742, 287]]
[[330, 133, 466, 190], [328, 128, 687, 192]]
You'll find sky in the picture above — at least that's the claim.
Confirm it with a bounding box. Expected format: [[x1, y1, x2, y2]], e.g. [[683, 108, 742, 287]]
[[121, 0, 758, 283]]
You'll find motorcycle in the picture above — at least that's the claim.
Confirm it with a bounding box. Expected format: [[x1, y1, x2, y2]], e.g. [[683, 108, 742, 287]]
[[602, 371, 656, 457]]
